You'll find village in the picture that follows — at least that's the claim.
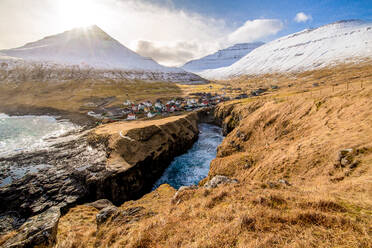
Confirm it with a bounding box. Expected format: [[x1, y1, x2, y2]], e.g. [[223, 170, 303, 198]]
[[87, 92, 232, 122]]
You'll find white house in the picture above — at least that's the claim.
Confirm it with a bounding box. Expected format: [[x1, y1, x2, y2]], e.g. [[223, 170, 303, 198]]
[[127, 113, 136, 120], [138, 104, 145, 111], [123, 100, 133, 106], [147, 112, 157, 118], [144, 101, 153, 107]]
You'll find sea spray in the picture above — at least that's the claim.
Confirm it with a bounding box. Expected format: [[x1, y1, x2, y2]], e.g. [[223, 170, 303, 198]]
[[0, 114, 78, 157]]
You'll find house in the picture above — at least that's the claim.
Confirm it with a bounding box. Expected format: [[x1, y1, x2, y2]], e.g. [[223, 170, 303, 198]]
[[144, 101, 153, 107], [187, 99, 197, 107], [123, 100, 133, 106], [127, 113, 136, 120], [138, 103, 145, 111], [144, 107, 150, 113], [131, 105, 138, 112], [155, 102, 163, 110], [147, 112, 157, 118]]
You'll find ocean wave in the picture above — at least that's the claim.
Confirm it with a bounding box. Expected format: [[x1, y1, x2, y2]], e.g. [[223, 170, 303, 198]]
[[0, 115, 79, 157]]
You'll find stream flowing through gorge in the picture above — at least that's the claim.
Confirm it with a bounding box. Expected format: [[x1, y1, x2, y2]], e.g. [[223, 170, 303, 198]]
[[153, 123, 223, 190]]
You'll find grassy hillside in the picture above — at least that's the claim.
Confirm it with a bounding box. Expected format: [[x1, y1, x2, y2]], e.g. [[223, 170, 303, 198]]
[[53, 63, 372, 248], [0, 79, 183, 114]]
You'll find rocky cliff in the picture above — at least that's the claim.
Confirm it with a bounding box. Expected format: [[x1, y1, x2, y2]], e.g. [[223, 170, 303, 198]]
[[0, 111, 214, 247]]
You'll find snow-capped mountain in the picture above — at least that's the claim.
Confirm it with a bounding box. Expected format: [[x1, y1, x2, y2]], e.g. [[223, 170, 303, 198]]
[[200, 20, 372, 79], [182, 42, 264, 73], [0, 25, 205, 83]]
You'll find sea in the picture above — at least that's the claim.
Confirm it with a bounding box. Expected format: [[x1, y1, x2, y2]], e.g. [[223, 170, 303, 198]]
[[0, 113, 78, 157]]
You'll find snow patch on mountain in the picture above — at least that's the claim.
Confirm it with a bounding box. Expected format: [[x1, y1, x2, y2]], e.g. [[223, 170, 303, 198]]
[[0, 25, 205, 83], [182, 42, 264, 73], [200, 20, 372, 79]]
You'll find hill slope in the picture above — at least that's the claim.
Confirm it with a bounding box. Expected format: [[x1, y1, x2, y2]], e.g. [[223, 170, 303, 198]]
[[182, 42, 264, 73], [53, 64, 372, 248], [0, 26, 205, 83], [201, 20, 372, 79]]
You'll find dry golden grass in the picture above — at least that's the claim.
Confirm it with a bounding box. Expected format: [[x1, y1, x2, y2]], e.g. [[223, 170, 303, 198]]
[[222, 61, 372, 95], [0, 79, 183, 113], [178, 83, 226, 96], [54, 63, 371, 247], [56, 206, 98, 248]]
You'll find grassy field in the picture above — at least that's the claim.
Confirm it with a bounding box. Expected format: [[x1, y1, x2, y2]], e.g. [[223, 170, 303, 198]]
[[0, 79, 184, 114]]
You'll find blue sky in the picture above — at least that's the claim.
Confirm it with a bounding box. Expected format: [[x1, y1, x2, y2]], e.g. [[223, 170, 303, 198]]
[[150, 0, 372, 40]]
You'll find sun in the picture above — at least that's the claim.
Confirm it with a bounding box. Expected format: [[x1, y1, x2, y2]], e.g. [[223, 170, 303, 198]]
[[56, 0, 101, 29]]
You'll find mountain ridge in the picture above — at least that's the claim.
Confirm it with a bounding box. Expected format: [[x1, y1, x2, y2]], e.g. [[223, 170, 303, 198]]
[[182, 42, 264, 73], [0, 25, 205, 83], [200, 19, 372, 79]]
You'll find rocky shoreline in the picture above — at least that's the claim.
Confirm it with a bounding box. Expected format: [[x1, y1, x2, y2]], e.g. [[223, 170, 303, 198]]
[[0, 109, 215, 247]]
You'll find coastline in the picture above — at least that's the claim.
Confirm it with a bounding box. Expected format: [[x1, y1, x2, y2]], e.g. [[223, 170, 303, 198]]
[[0, 105, 97, 128]]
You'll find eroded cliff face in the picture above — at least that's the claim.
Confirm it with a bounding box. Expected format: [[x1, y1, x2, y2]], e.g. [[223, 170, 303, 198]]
[[0, 111, 211, 247], [86, 113, 200, 204]]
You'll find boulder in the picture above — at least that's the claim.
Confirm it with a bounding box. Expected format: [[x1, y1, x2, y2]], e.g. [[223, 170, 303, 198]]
[[85, 199, 114, 210], [178, 185, 198, 192], [171, 185, 198, 204], [2, 206, 60, 248], [278, 179, 291, 186], [96, 206, 118, 225], [337, 148, 353, 167], [204, 175, 238, 189]]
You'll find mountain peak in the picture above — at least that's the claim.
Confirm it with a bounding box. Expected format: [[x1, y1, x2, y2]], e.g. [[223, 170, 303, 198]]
[[0, 25, 167, 71], [182, 42, 264, 73], [60, 25, 114, 41]]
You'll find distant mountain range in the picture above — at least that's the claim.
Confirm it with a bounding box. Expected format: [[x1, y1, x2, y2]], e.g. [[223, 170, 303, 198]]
[[1, 20, 371, 82], [200, 20, 372, 79], [181, 42, 264, 73], [0, 25, 205, 83]]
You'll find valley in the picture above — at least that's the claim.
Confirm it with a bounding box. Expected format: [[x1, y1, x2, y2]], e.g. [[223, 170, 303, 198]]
[[54, 63, 372, 248], [0, 62, 370, 247], [0, 12, 371, 248]]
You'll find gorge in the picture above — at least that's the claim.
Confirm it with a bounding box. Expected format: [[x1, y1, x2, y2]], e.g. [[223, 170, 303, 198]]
[[0, 108, 224, 247]]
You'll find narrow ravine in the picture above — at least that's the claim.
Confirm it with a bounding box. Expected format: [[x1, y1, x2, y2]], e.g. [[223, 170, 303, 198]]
[[153, 123, 223, 190]]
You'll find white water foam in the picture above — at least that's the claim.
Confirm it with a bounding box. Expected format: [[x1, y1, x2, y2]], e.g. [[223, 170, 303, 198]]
[[0, 114, 79, 157]]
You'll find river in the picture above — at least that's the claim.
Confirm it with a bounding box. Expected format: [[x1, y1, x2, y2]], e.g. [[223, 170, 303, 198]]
[[153, 123, 223, 190]]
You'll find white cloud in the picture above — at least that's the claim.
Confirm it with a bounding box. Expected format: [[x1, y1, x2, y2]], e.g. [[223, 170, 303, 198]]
[[227, 19, 283, 44], [0, 0, 285, 66], [135, 40, 204, 67], [294, 12, 312, 23]]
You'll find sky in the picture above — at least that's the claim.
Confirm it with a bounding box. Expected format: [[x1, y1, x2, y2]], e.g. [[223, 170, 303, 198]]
[[0, 0, 371, 66]]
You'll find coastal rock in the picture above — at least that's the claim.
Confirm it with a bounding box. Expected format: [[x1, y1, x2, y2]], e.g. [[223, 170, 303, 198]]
[[2, 207, 60, 248], [0, 111, 205, 240], [204, 175, 239, 189]]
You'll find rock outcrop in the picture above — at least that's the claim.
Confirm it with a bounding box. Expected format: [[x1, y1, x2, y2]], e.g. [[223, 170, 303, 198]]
[[0, 110, 212, 247], [2, 207, 60, 248], [203, 175, 239, 189]]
